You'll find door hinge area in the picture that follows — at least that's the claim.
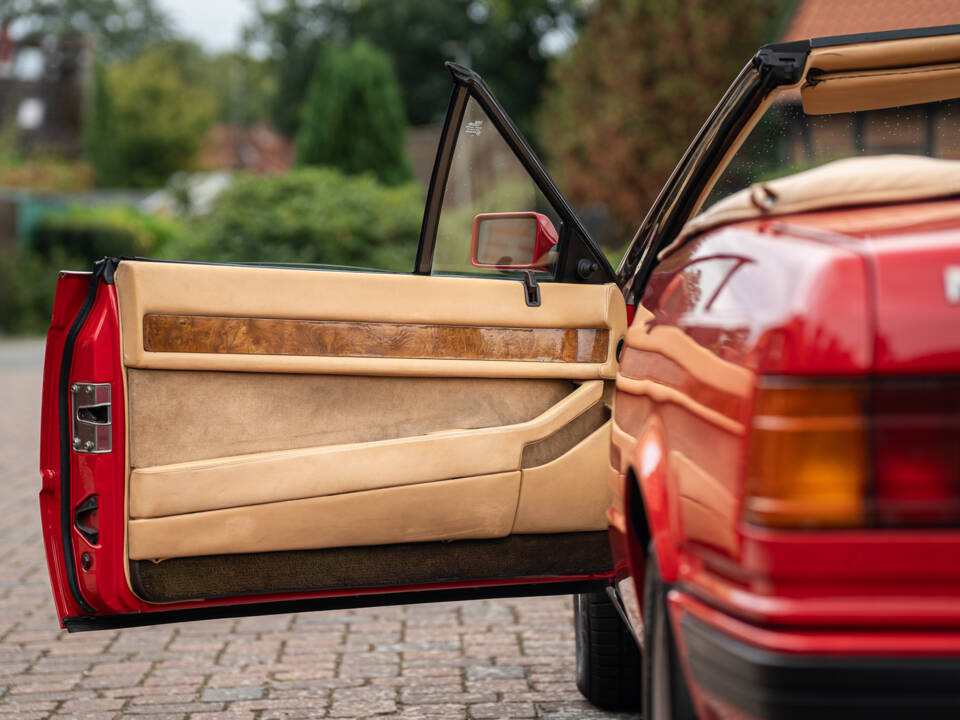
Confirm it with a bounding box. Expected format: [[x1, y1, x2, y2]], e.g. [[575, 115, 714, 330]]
[[71, 383, 111, 454]]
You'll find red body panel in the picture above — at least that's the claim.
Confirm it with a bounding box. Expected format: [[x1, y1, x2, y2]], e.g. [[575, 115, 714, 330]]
[[39, 272, 91, 620], [40, 275, 140, 621], [611, 201, 960, 716], [868, 232, 960, 373]]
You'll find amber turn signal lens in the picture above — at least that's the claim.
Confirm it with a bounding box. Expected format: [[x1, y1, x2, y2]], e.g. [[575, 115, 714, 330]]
[[744, 384, 867, 528]]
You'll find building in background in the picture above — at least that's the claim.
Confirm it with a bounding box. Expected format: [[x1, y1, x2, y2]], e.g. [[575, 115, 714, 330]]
[[199, 123, 294, 175], [0, 23, 91, 157], [777, 0, 960, 165]]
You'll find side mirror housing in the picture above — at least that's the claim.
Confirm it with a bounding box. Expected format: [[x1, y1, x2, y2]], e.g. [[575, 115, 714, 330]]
[[470, 212, 559, 271]]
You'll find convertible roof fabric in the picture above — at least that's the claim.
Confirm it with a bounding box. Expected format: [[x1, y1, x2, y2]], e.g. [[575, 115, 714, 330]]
[[663, 154, 960, 257]]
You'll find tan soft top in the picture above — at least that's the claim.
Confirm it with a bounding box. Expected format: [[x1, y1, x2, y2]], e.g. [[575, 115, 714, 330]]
[[662, 154, 960, 258]]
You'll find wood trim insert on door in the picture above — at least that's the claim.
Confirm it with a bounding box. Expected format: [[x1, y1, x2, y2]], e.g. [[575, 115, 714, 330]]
[[143, 314, 609, 364]]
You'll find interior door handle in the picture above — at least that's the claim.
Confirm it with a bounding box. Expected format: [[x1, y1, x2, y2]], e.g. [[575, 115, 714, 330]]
[[74, 495, 99, 545]]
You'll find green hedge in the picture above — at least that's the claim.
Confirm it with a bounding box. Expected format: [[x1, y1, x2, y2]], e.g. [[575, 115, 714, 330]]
[[164, 168, 423, 271], [1, 205, 183, 336], [32, 204, 183, 263], [0, 247, 86, 335]]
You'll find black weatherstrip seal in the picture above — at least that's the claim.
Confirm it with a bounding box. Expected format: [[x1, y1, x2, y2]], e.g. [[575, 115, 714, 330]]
[[414, 81, 469, 274], [808, 23, 960, 49], [58, 258, 114, 615], [62, 578, 609, 632]]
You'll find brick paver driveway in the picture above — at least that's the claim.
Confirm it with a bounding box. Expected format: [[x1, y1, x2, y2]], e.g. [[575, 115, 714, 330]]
[[0, 339, 635, 720]]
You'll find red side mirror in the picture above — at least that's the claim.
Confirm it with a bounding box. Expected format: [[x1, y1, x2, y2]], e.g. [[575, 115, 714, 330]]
[[470, 212, 559, 270]]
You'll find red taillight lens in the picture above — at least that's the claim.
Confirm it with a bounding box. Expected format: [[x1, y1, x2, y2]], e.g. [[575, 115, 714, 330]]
[[746, 380, 960, 528], [873, 383, 960, 526]]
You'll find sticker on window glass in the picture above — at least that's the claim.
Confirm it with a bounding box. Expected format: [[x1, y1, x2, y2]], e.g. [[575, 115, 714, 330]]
[[464, 120, 483, 136]]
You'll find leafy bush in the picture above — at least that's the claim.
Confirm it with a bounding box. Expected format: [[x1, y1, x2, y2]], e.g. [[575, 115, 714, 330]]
[[165, 168, 422, 271], [0, 159, 93, 192], [91, 46, 217, 188], [32, 205, 183, 264], [0, 204, 184, 334]]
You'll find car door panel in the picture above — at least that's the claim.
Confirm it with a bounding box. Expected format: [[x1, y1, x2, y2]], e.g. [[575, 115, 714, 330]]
[[127, 380, 608, 559], [42, 62, 627, 629], [126, 371, 573, 467], [109, 260, 624, 602], [130, 470, 523, 560]]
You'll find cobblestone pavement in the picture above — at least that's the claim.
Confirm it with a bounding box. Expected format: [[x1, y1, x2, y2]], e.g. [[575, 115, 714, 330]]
[[0, 340, 636, 720]]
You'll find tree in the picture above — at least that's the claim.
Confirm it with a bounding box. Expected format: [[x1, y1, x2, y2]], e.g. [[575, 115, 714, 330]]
[[247, 0, 327, 137], [137, 39, 276, 127], [0, 0, 172, 60], [248, 0, 584, 136], [541, 0, 793, 245], [100, 46, 217, 187], [85, 55, 122, 187], [296, 41, 411, 185]]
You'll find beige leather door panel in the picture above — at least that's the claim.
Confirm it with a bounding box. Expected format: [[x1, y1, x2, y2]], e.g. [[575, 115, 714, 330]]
[[129, 472, 522, 560], [116, 261, 624, 379], [115, 260, 626, 564], [130, 380, 602, 519]]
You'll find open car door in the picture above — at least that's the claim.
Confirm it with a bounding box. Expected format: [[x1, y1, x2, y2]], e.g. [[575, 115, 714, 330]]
[[39, 64, 626, 631]]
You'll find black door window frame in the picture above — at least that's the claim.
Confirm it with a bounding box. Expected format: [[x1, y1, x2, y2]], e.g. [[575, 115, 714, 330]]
[[415, 63, 614, 285]]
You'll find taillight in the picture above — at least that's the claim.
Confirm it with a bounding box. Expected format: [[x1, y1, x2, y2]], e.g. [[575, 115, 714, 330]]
[[873, 383, 960, 526], [745, 380, 960, 528], [745, 384, 867, 528]]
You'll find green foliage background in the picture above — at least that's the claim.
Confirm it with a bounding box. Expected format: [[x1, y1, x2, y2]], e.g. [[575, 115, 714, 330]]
[[297, 42, 411, 185], [165, 168, 422, 270], [0, 0, 806, 336], [90, 46, 217, 188], [250, 0, 584, 136], [0, 0, 173, 61], [541, 0, 795, 245]]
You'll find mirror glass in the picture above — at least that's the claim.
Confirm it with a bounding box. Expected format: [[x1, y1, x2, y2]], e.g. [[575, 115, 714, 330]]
[[475, 215, 538, 266], [433, 98, 561, 277]]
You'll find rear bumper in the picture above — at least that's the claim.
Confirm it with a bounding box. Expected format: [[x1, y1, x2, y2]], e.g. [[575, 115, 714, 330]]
[[671, 592, 960, 719]]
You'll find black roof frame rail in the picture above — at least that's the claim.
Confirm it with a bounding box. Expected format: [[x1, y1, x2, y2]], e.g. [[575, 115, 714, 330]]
[[617, 22, 960, 304], [414, 62, 614, 285]]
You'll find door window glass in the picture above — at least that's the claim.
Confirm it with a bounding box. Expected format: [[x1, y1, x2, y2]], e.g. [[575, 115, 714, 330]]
[[433, 98, 561, 278]]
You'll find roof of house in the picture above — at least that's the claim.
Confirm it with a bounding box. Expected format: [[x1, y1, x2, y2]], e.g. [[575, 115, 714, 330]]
[[200, 124, 294, 175], [782, 0, 960, 42]]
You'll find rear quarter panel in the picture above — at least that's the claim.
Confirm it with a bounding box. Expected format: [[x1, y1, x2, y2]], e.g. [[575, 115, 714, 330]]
[[610, 223, 872, 619]]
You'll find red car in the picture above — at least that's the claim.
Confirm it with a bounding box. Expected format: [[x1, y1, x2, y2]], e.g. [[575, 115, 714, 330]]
[[39, 23, 960, 719]]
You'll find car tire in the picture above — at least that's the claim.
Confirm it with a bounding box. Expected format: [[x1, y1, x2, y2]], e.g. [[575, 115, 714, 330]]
[[574, 591, 643, 711], [641, 547, 697, 720]]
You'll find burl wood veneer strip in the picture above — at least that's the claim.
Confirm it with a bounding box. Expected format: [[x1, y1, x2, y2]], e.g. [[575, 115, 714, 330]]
[[143, 315, 609, 363]]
